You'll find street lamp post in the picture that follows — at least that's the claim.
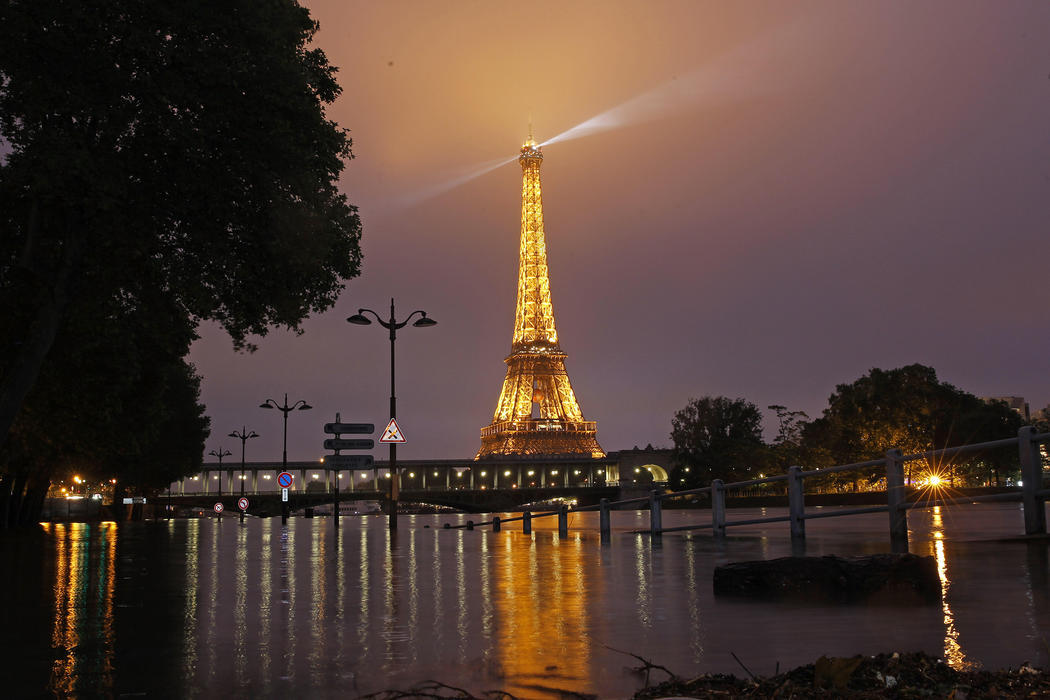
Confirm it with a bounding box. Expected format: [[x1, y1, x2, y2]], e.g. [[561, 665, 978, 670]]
[[348, 298, 436, 531], [228, 427, 258, 522], [208, 448, 232, 495], [260, 393, 312, 522]]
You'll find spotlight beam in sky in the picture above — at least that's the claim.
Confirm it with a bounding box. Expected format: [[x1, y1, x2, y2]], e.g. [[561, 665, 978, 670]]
[[400, 15, 811, 207]]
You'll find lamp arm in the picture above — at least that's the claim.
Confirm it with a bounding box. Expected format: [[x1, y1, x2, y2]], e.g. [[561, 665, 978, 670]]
[[357, 308, 391, 328]]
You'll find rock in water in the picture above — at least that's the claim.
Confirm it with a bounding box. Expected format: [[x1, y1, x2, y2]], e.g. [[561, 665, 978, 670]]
[[713, 553, 939, 603]]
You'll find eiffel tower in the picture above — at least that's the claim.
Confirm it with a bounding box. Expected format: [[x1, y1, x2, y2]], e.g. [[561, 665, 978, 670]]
[[476, 137, 605, 459]]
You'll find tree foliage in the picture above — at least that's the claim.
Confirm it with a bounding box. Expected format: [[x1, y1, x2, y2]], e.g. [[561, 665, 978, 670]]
[[0, 0, 361, 521], [767, 404, 809, 472], [802, 365, 1024, 487], [667, 366, 1028, 494], [670, 396, 766, 488]]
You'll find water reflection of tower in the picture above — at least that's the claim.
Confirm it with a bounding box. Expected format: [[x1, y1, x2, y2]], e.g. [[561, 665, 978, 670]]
[[477, 138, 604, 458], [490, 532, 597, 697]]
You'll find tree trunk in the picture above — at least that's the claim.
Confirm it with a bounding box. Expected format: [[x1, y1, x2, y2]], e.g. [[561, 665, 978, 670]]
[[8, 472, 28, 527], [0, 474, 12, 529], [19, 479, 49, 526], [0, 227, 82, 451]]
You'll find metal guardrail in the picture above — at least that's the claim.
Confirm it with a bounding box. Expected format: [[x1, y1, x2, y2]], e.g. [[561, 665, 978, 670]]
[[441, 427, 1050, 549]]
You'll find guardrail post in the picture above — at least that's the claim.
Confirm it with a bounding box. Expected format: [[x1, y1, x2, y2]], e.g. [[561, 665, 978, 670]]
[[1018, 426, 1047, 536], [788, 466, 805, 541], [599, 498, 610, 543], [466, 520, 474, 530], [712, 479, 726, 538], [558, 505, 568, 538], [886, 448, 908, 552], [523, 511, 532, 534], [492, 515, 501, 532], [649, 490, 663, 537]]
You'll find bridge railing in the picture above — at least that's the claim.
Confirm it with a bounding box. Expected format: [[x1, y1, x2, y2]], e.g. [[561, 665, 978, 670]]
[[442, 427, 1050, 548]]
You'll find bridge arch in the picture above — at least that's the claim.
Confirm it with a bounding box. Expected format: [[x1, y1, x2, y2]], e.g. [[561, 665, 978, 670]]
[[613, 447, 674, 484], [636, 463, 669, 481]]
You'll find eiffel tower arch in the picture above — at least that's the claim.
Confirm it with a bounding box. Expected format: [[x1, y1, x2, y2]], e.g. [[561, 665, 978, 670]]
[[476, 138, 604, 459]]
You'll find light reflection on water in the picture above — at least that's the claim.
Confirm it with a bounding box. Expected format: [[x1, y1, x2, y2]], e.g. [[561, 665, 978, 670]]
[[4, 503, 1048, 698], [926, 506, 973, 671]]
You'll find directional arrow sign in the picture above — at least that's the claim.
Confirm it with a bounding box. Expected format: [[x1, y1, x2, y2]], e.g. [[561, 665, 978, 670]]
[[324, 422, 374, 435], [323, 438, 375, 451], [324, 455, 375, 468]]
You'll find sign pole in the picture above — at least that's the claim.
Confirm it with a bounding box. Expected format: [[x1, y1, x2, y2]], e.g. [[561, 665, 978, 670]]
[[333, 413, 340, 527], [388, 305, 398, 533], [322, 417, 375, 526]]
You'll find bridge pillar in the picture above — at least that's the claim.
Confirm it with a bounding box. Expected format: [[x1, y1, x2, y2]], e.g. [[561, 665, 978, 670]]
[[445, 468, 450, 490]]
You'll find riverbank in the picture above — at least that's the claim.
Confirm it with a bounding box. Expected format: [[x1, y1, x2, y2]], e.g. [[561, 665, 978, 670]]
[[635, 651, 1050, 698], [362, 652, 1050, 699]]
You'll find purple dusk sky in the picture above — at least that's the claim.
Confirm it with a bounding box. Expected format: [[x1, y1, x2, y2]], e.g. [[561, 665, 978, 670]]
[[189, 1, 1050, 464]]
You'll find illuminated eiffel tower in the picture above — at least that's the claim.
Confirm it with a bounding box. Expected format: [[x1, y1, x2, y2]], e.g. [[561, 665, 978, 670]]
[[476, 137, 604, 459]]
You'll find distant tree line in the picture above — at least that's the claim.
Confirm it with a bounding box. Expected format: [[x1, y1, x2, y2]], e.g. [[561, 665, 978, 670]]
[[0, 0, 363, 526], [670, 364, 1040, 492]]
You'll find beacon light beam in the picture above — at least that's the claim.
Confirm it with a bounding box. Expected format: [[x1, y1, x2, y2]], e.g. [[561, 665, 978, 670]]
[[400, 16, 812, 207], [396, 154, 517, 207], [540, 15, 812, 147]]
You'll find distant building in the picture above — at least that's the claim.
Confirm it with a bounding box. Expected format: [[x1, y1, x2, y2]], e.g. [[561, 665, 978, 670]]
[[1033, 405, 1050, 423], [981, 396, 1031, 422]]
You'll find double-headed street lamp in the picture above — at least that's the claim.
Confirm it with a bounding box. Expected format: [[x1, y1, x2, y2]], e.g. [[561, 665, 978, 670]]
[[348, 298, 436, 531], [260, 394, 311, 523], [228, 427, 258, 519], [208, 448, 232, 495], [259, 394, 312, 473]]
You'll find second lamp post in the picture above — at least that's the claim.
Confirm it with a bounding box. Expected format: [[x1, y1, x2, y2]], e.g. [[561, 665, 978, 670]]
[[260, 394, 311, 521], [228, 426, 258, 521], [348, 298, 436, 531]]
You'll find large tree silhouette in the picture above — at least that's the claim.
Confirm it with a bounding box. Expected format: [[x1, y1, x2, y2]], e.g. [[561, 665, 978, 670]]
[[0, 0, 362, 521]]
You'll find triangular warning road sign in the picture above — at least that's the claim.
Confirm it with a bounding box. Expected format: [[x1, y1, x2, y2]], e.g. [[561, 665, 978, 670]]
[[379, 418, 406, 443]]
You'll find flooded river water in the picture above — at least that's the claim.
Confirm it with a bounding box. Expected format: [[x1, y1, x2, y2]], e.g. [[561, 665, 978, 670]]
[[2, 502, 1047, 698]]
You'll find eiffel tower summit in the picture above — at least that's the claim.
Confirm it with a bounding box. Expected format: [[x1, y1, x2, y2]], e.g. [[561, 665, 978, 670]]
[[476, 137, 605, 459]]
